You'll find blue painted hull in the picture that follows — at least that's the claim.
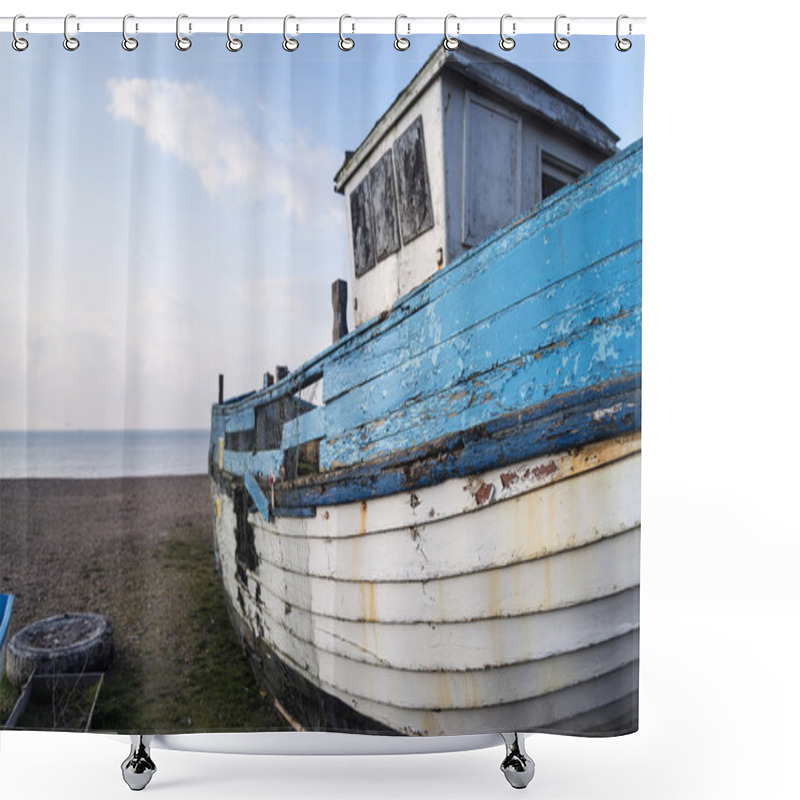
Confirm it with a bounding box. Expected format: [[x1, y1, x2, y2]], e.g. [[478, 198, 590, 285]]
[[0, 593, 14, 679], [210, 139, 642, 505]]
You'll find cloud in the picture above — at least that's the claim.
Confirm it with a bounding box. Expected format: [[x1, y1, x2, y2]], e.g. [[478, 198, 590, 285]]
[[106, 78, 341, 223]]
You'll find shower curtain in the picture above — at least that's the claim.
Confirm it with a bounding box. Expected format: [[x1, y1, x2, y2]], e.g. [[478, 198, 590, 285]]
[[0, 25, 644, 741]]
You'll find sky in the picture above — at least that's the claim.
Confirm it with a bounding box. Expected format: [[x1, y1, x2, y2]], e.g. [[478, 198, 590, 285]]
[[0, 33, 644, 431]]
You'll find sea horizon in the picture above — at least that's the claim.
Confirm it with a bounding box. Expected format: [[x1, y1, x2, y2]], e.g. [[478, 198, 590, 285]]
[[0, 429, 210, 480]]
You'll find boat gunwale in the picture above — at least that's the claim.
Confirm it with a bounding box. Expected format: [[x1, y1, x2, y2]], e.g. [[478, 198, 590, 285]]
[[213, 139, 643, 420]]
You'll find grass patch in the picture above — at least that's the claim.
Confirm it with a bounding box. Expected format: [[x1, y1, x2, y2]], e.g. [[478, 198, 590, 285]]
[[13, 678, 100, 731], [0, 673, 20, 722], [90, 521, 286, 733]]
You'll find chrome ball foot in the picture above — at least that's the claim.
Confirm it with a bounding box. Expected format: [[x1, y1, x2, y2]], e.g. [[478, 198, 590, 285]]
[[500, 733, 535, 789], [121, 735, 156, 791]]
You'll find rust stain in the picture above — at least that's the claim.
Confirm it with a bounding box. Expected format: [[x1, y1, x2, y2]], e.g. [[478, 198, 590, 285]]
[[360, 582, 377, 623], [409, 493, 421, 508], [359, 500, 368, 535], [500, 471, 519, 489], [486, 568, 502, 619], [284, 602, 292, 615], [323, 510, 329, 520], [533, 338, 569, 361], [474, 482, 495, 507], [532, 461, 558, 480], [428, 508, 435, 519]]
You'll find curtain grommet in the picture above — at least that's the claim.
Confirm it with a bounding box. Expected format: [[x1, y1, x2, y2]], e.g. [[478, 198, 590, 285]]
[[63, 13, 80, 51], [394, 15, 410, 51], [226, 15, 243, 52], [339, 15, 355, 51], [554, 14, 570, 51], [499, 14, 516, 51], [122, 14, 138, 51], [615, 15, 632, 51], [443, 14, 459, 51], [12, 15, 29, 51], [283, 15, 299, 52], [175, 14, 192, 51]]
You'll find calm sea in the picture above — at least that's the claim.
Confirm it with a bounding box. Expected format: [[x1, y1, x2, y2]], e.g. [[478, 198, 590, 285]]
[[0, 430, 210, 479]]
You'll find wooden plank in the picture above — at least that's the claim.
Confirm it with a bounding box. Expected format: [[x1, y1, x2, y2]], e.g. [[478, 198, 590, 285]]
[[321, 249, 641, 449], [222, 407, 255, 434], [4, 670, 36, 728], [257, 624, 637, 712], [281, 406, 326, 451], [323, 663, 638, 736], [268, 433, 640, 539], [244, 471, 271, 520], [325, 245, 641, 425], [275, 377, 640, 509], [223, 547, 638, 670], [322, 310, 640, 469], [228, 454, 641, 583], [248, 528, 639, 624], [223, 449, 282, 478]]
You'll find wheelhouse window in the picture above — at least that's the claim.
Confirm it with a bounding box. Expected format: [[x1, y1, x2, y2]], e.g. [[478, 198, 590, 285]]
[[393, 116, 434, 244], [541, 151, 583, 201], [369, 150, 401, 262], [349, 177, 376, 277], [348, 115, 434, 276]]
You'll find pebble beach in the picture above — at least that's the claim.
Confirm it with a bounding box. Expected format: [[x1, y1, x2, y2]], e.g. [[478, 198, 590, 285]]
[[0, 474, 288, 732]]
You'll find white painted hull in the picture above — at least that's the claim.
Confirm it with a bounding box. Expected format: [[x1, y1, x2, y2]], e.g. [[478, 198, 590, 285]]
[[211, 434, 640, 735]]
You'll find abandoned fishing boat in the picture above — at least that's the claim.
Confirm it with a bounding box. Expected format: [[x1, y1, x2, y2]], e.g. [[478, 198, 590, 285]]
[[209, 42, 642, 737]]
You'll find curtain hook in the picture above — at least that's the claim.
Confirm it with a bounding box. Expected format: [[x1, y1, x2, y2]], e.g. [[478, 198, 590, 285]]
[[394, 14, 410, 51], [122, 14, 138, 51], [500, 14, 516, 51], [443, 14, 459, 51], [175, 14, 192, 51], [12, 14, 29, 51], [554, 14, 570, 51], [227, 15, 243, 51], [283, 15, 299, 51], [339, 14, 354, 50], [63, 13, 80, 51], [615, 14, 632, 51]]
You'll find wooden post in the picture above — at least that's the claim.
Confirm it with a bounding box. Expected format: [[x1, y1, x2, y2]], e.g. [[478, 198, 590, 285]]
[[332, 279, 349, 343], [218, 374, 224, 404], [266, 372, 275, 387], [276, 366, 289, 381]]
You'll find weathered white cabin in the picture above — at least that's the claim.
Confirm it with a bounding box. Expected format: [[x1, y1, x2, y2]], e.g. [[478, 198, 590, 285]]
[[334, 42, 619, 326]]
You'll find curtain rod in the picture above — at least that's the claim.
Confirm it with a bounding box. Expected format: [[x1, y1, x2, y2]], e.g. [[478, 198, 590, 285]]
[[0, 16, 646, 36]]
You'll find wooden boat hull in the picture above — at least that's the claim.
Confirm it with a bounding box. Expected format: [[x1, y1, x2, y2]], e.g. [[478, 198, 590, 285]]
[[209, 140, 642, 736], [211, 434, 639, 735]]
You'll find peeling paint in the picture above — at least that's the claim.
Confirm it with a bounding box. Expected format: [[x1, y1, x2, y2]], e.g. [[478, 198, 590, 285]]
[[500, 471, 519, 489], [592, 403, 623, 422], [474, 482, 496, 507]]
